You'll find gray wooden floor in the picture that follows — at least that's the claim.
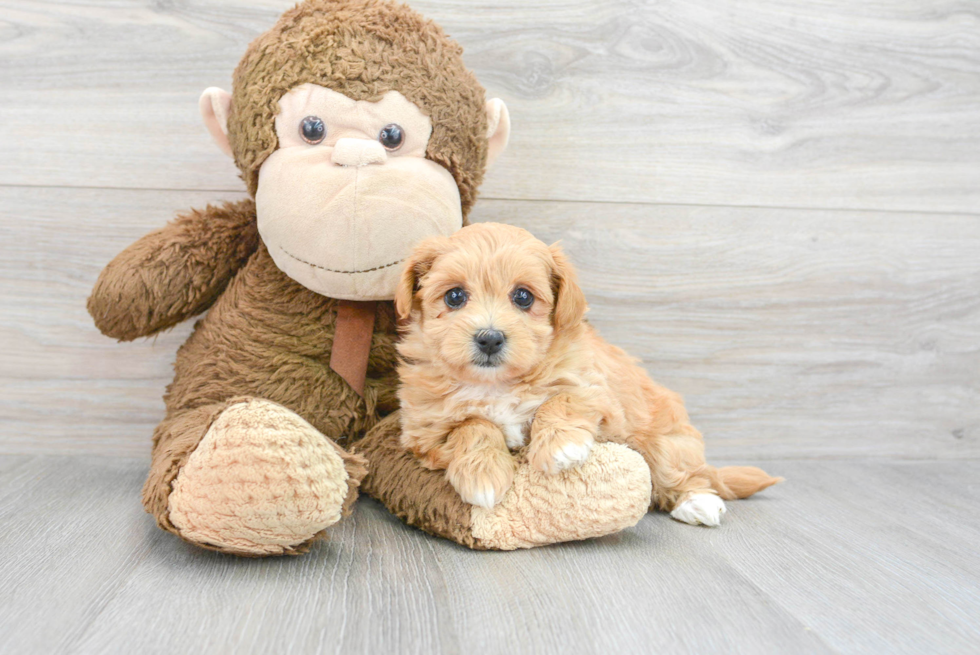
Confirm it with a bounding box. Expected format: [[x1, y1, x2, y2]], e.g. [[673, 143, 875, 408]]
[[1, 455, 979, 654], [1, 0, 979, 653]]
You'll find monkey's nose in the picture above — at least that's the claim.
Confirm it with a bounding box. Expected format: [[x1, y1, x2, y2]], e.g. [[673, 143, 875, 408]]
[[331, 138, 387, 167], [474, 329, 506, 356]]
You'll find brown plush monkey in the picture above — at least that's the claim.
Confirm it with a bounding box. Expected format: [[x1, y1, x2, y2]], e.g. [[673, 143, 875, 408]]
[[88, 0, 652, 556]]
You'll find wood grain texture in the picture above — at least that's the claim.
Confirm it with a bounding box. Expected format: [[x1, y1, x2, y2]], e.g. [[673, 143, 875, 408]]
[[698, 459, 980, 654], [2, 186, 976, 459], [0, 456, 156, 654], [1, 0, 978, 212], [1, 455, 978, 654]]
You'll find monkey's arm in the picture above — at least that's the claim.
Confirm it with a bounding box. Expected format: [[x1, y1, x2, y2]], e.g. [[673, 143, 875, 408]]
[[88, 199, 259, 341]]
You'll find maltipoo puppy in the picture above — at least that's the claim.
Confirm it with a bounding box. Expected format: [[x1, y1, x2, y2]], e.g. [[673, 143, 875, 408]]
[[395, 223, 781, 525]]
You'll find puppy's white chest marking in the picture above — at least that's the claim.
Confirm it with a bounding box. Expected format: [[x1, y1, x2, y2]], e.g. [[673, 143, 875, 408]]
[[449, 385, 542, 449], [486, 398, 534, 449]]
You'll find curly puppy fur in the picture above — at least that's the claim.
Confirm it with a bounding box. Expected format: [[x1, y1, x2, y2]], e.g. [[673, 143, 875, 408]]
[[396, 223, 783, 515]]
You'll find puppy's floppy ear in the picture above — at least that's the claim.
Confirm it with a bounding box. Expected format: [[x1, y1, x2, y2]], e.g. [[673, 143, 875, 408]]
[[395, 236, 448, 321], [549, 243, 588, 332]]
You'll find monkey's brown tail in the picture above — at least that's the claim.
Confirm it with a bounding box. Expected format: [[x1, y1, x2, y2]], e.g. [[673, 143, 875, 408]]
[[705, 465, 784, 500]]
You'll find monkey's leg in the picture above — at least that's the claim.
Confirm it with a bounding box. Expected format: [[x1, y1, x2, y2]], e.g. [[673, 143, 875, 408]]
[[143, 398, 366, 556], [356, 412, 652, 550]]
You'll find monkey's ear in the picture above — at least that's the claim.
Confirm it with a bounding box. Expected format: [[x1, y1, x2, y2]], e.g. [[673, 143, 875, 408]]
[[485, 98, 510, 168], [199, 87, 234, 158], [395, 237, 448, 321], [549, 243, 588, 332]]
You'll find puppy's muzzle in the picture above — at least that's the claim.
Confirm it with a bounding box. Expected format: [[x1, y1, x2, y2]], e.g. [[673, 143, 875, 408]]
[[473, 329, 506, 367]]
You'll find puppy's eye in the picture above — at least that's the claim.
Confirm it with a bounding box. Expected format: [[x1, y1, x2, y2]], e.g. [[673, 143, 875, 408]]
[[300, 116, 326, 144], [512, 287, 534, 310], [444, 287, 467, 309], [378, 123, 404, 151]]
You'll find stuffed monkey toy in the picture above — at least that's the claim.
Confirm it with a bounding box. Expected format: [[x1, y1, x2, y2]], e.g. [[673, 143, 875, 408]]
[[88, 0, 653, 556]]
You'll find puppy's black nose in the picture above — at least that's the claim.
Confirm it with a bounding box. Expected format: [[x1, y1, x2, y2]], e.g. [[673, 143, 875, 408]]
[[474, 329, 506, 356]]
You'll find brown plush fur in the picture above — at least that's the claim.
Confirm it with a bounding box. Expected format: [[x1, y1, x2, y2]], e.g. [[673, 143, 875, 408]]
[[87, 0, 496, 554], [88, 199, 259, 341], [396, 224, 783, 513], [124, 202, 394, 543], [229, 0, 489, 216]]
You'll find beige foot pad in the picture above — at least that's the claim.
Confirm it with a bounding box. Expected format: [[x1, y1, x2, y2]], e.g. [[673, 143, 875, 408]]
[[470, 442, 652, 550], [168, 399, 353, 556]]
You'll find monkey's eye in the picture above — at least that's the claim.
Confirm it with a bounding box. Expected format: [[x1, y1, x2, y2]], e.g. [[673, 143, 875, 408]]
[[512, 287, 534, 310], [300, 116, 326, 144], [378, 123, 404, 151], [444, 287, 468, 309]]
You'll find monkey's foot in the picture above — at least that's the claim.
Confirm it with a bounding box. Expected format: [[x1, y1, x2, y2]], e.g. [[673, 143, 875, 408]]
[[167, 399, 366, 556], [469, 443, 652, 549], [358, 415, 651, 550]]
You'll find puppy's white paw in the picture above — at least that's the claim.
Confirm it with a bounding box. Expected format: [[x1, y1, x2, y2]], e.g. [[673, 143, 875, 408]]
[[551, 440, 593, 472], [529, 426, 595, 475], [447, 453, 515, 509], [670, 493, 727, 527], [462, 485, 498, 509]]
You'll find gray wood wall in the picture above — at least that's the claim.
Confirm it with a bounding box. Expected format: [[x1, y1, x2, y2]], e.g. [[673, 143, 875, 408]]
[[1, 0, 977, 460]]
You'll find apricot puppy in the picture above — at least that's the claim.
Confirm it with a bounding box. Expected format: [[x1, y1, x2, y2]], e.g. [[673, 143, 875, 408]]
[[395, 223, 781, 525]]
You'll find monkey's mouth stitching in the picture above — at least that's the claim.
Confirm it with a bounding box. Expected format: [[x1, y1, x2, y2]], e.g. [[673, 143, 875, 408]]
[[280, 246, 404, 275]]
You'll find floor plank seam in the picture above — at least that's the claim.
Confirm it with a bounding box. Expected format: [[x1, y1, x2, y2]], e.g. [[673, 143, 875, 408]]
[[718, 557, 843, 655], [2, 182, 979, 218], [61, 542, 155, 655]]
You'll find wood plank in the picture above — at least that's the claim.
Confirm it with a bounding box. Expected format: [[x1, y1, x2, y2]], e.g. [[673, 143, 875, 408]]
[[0, 454, 30, 476], [493, 200, 980, 461], [698, 459, 980, 654], [1, 0, 978, 212], [0, 455, 829, 654], [1, 186, 977, 458], [0, 456, 157, 654], [73, 499, 462, 654], [3, 456, 979, 653], [77, 499, 833, 655]]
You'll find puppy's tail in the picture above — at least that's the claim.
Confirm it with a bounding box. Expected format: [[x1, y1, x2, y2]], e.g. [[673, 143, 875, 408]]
[[705, 465, 783, 500]]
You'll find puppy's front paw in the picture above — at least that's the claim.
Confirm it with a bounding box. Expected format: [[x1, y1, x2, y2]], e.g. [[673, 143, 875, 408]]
[[528, 425, 595, 475], [446, 450, 516, 508], [670, 493, 727, 527]]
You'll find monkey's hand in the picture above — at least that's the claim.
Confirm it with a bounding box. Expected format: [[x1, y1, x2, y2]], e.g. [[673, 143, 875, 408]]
[[87, 199, 259, 340]]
